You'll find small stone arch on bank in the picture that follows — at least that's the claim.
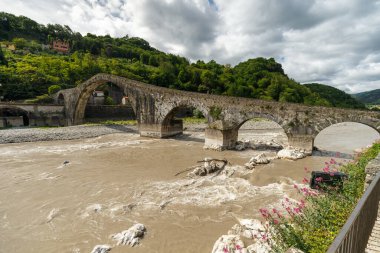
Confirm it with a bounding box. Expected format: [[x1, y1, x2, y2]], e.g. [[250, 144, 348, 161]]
[[0, 106, 30, 127], [57, 93, 65, 105]]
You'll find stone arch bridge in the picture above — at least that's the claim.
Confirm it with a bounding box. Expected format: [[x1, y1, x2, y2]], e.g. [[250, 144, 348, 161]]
[[55, 73, 380, 151]]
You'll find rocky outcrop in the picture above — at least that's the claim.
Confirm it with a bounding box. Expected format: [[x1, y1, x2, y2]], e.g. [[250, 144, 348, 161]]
[[277, 147, 309, 160], [245, 153, 272, 169], [111, 223, 146, 247], [90, 245, 111, 253], [211, 234, 245, 253], [187, 158, 228, 177]]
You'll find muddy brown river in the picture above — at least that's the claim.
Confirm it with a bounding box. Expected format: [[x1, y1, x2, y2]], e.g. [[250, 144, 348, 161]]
[[0, 122, 378, 253]]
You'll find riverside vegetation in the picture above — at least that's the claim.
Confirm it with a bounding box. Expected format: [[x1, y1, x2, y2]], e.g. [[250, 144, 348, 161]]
[[0, 12, 366, 109], [258, 142, 380, 253]]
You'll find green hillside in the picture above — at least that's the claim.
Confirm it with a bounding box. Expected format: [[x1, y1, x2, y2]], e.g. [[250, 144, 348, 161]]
[[353, 89, 380, 105], [304, 83, 366, 109], [0, 11, 356, 109]]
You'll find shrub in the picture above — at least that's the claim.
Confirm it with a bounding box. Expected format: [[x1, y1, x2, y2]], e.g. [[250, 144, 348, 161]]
[[104, 96, 116, 105], [48, 84, 62, 95], [26, 94, 54, 104]]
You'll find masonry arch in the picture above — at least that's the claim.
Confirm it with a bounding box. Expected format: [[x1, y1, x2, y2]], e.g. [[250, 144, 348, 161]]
[[314, 122, 380, 154], [236, 117, 289, 149], [0, 106, 30, 126], [73, 79, 137, 125], [57, 93, 65, 105], [161, 103, 208, 139]]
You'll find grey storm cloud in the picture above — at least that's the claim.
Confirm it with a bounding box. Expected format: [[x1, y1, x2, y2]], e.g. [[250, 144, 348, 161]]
[[1, 0, 380, 93]]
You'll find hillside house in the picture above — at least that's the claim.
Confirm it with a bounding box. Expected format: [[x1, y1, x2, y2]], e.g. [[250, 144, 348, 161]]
[[51, 40, 69, 53]]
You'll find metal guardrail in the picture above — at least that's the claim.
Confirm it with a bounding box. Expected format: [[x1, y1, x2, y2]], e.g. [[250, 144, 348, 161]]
[[327, 172, 380, 253]]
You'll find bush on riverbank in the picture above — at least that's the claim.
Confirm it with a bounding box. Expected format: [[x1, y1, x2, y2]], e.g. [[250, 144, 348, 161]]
[[260, 142, 380, 252]]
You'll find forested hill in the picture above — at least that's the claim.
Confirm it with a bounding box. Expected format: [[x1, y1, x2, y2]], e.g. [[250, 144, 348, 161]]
[[304, 83, 366, 109], [353, 89, 380, 105], [0, 12, 360, 109]]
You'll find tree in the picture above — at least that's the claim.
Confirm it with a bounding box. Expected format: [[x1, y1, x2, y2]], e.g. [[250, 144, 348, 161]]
[[0, 47, 7, 65]]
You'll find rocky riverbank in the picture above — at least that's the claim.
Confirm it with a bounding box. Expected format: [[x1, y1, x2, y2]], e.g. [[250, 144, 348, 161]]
[[0, 124, 138, 144]]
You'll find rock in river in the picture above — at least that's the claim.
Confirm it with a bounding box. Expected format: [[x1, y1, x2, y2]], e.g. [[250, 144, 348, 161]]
[[111, 223, 146, 247]]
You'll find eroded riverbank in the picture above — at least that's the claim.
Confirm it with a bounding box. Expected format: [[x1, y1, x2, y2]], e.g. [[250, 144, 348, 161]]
[[0, 122, 378, 253]]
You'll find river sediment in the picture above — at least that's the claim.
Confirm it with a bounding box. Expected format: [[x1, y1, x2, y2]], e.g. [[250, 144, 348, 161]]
[[0, 122, 378, 253]]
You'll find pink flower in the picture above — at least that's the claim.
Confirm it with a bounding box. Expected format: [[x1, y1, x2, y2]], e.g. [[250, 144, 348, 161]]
[[316, 177, 323, 182], [272, 208, 278, 214], [293, 184, 298, 189], [302, 177, 309, 184], [323, 167, 329, 172], [236, 245, 242, 250], [285, 197, 290, 202], [223, 247, 228, 253], [273, 219, 279, 224], [293, 207, 301, 214]]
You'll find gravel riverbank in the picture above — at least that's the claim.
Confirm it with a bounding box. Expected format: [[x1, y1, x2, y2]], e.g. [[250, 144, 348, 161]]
[[0, 125, 138, 144], [0, 120, 283, 144]]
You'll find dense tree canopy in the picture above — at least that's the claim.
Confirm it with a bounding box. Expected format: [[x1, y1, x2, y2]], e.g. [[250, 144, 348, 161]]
[[0, 11, 364, 109], [305, 83, 366, 109]]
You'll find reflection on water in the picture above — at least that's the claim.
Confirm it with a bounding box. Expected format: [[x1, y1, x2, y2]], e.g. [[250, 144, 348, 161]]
[[0, 123, 378, 253]]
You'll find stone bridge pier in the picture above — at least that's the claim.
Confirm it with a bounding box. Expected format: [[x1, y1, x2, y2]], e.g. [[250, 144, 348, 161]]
[[55, 73, 380, 152]]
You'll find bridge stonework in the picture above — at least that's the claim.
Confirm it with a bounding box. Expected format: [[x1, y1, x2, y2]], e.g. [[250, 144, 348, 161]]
[[0, 103, 65, 127], [56, 73, 380, 151]]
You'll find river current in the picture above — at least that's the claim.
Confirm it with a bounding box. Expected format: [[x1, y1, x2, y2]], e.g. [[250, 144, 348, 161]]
[[0, 122, 378, 253]]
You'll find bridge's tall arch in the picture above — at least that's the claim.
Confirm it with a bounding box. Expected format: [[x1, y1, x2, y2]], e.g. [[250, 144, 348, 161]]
[[0, 106, 30, 127], [73, 79, 137, 125]]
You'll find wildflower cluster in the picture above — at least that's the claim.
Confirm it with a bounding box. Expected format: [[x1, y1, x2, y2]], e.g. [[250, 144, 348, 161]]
[[255, 143, 380, 252]]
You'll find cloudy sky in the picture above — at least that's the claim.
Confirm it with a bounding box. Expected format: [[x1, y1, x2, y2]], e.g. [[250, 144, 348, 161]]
[[1, 0, 380, 93]]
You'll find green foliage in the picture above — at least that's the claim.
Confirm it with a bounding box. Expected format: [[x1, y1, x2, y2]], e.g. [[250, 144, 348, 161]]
[[48, 84, 61, 95], [305, 83, 366, 109], [0, 12, 364, 110], [104, 96, 116, 105], [26, 93, 53, 104], [210, 106, 222, 119], [192, 109, 204, 118], [353, 89, 380, 105], [0, 46, 6, 65], [261, 143, 380, 252]]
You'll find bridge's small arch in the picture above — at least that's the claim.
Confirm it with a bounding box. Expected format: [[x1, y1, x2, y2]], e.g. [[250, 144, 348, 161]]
[[162, 104, 208, 139], [0, 107, 30, 127], [57, 93, 65, 105], [314, 122, 380, 155], [74, 80, 137, 124], [235, 116, 289, 150]]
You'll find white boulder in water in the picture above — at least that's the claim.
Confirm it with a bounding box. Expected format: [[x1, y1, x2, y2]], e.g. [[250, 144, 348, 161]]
[[111, 223, 146, 247], [250, 153, 270, 164], [211, 234, 246, 253], [90, 245, 111, 253], [277, 148, 307, 160]]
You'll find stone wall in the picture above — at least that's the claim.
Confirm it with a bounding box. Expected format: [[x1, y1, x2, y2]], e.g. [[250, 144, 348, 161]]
[[84, 105, 135, 119], [365, 153, 380, 189]]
